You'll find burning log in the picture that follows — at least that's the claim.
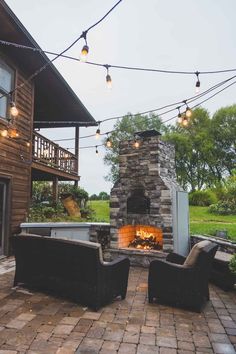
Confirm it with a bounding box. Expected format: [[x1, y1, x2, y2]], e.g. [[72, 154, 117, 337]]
[[128, 233, 162, 250]]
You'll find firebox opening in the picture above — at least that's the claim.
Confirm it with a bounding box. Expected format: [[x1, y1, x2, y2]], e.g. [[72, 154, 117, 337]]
[[127, 189, 150, 214], [118, 225, 163, 250]]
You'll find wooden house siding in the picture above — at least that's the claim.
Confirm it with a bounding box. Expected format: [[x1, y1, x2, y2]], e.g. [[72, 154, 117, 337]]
[[0, 59, 33, 253]]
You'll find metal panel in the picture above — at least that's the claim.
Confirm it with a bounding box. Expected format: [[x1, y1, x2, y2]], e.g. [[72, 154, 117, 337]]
[[173, 191, 190, 256], [51, 227, 90, 241]]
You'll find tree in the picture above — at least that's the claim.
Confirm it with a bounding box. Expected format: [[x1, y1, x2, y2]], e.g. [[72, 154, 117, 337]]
[[164, 108, 216, 191], [32, 181, 52, 204], [210, 105, 236, 177], [104, 113, 165, 182], [89, 194, 99, 200], [98, 191, 110, 200]]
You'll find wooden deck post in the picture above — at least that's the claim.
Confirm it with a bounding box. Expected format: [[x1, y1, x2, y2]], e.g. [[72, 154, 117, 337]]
[[74, 125, 79, 188], [52, 177, 59, 203]]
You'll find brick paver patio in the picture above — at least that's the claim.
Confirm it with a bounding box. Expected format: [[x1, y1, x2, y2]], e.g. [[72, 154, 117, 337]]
[[0, 257, 236, 353]]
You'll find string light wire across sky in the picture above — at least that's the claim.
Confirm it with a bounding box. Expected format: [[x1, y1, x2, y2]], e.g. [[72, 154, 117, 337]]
[[4, 0, 236, 193]]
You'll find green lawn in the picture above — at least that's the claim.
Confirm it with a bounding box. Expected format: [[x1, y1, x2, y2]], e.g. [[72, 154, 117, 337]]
[[88, 200, 110, 222], [88, 201, 236, 241], [190, 206, 236, 241]]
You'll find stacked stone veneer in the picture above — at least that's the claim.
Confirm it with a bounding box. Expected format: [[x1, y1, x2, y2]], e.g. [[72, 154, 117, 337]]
[[110, 134, 182, 253]]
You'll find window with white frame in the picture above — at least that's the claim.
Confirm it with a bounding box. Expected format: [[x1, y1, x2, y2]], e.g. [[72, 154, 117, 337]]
[[0, 59, 14, 120]]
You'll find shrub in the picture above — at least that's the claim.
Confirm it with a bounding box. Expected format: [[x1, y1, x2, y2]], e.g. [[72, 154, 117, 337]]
[[189, 190, 217, 206], [59, 184, 89, 207], [229, 254, 236, 274], [29, 202, 66, 222], [209, 201, 236, 215]]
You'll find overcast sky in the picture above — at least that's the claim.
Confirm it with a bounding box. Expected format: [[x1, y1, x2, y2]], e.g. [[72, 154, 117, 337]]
[[5, 0, 236, 194]]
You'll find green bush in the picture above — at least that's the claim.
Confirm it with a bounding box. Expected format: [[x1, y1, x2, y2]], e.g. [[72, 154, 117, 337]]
[[209, 201, 236, 215], [29, 203, 66, 221], [189, 190, 217, 206], [229, 254, 236, 274], [59, 183, 89, 207]]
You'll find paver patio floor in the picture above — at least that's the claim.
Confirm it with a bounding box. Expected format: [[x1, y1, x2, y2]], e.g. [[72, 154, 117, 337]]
[[0, 257, 236, 353]]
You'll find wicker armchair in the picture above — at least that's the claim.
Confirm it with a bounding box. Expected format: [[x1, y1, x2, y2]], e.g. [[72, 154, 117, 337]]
[[148, 241, 218, 312], [12, 234, 130, 311]]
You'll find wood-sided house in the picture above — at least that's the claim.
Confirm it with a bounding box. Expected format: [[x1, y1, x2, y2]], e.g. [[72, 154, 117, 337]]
[[0, 0, 97, 256]]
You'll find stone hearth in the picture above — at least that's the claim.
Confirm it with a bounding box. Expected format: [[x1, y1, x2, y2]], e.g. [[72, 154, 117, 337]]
[[110, 130, 188, 256]]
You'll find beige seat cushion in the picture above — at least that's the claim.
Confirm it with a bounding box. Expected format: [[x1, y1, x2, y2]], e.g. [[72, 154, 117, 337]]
[[184, 240, 212, 267]]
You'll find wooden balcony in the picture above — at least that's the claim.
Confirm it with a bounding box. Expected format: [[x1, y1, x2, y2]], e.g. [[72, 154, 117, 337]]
[[31, 131, 79, 181]]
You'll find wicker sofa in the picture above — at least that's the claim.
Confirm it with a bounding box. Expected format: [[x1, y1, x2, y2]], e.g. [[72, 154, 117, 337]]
[[12, 234, 130, 310]]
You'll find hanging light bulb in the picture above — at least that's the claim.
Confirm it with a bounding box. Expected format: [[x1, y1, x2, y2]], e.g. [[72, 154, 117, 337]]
[[183, 100, 192, 118], [177, 107, 182, 124], [80, 45, 89, 62], [9, 128, 19, 138], [26, 141, 31, 147], [106, 136, 112, 148], [95, 146, 99, 154], [80, 31, 89, 62], [185, 106, 192, 118], [95, 128, 100, 139], [133, 139, 140, 149], [0, 129, 8, 137], [182, 116, 189, 127], [10, 101, 19, 117], [106, 74, 112, 89], [105, 65, 112, 89], [95, 122, 101, 139], [195, 71, 200, 94]]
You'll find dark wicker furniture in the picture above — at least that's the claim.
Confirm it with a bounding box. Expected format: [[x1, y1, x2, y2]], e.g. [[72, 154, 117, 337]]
[[12, 234, 130, 311], [148, 241, 218, 312], [210, 251, 236, 291]]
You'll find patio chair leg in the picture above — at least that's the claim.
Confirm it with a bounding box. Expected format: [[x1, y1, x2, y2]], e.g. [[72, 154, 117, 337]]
[[148, 294, 153, 303]]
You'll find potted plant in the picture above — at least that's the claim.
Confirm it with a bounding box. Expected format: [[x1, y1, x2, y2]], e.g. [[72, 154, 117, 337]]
[[225, 253, 236, 290], [229, 253, 236, 276]]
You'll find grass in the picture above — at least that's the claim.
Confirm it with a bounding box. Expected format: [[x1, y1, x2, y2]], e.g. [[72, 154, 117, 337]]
[[88, 202, 236, 241], [190, 206, 236, 241], [88, 200, 110, 222]]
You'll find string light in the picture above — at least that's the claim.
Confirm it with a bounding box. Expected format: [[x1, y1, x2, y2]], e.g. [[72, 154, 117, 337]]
[[2, 40, 236, 77], [26, 141, 31, 147], [105, 65, 112, 89], [0, 0, 123, 103], [195, 71, 200, 94], [95, 146, 99, 154], [80, 31, 89, 62], [10, 100, 19, 117], [177, 106, 182, 124], [182, 116, 189, 127], [0, 129, 8, 137], [95, 122, 101, 139], [106, 134, 112, 148], [8, 128, 19, 138], [55, 77, 236, 144], [183, 100, 192, 118]]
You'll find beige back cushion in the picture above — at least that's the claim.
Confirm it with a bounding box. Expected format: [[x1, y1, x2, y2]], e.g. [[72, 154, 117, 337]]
[[183, 240, 212, 267]]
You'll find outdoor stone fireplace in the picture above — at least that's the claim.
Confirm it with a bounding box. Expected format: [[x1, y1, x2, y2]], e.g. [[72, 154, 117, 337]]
[[110, 130, 189, 259]]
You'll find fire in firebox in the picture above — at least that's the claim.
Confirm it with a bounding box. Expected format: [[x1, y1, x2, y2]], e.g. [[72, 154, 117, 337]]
[[129, 229, 162, 250]]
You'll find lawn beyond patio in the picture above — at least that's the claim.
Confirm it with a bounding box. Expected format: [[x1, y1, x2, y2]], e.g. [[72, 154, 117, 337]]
[[190, 206, 236, 241], [88, 201, 236, 241]]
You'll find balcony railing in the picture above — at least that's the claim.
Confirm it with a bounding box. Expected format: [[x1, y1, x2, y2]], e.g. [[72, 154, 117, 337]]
[[33, 131, 78, 175]]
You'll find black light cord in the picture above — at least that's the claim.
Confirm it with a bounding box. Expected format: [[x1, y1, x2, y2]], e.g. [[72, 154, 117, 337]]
[[0, 0, 123, 100], [52, 73, 236, 142], [1, 39, 236, 76], [63, 79, 236, 150]]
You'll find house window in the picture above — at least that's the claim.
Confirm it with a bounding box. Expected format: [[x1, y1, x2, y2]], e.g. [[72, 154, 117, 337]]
[[0, 59, 14, 120]]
